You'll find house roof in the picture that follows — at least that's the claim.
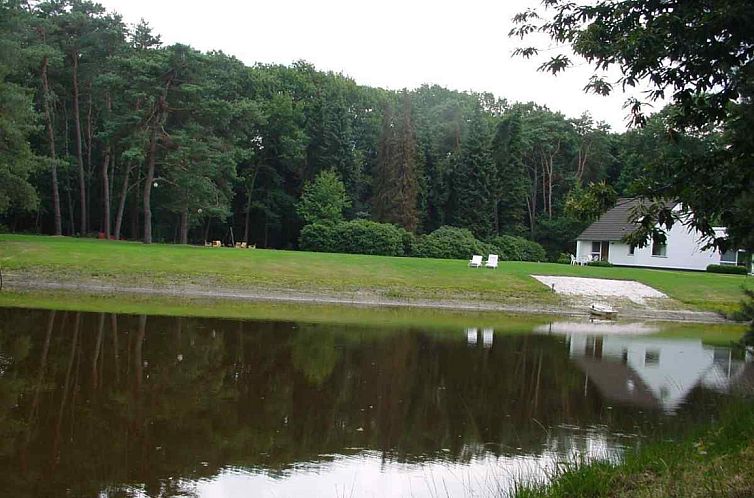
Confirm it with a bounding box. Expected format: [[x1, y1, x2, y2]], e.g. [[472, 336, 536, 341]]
[[577, 198, 642, 241]]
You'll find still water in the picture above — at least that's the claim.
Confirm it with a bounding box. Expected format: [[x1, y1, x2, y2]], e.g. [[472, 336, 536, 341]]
[[0, 308, 751, 497]]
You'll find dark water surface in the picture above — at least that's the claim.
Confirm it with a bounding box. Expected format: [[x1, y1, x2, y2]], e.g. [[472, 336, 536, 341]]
[[0, 308, 751, 497]]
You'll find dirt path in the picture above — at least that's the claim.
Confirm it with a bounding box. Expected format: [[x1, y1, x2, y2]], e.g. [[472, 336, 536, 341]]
[[1, 271, 729, 324]]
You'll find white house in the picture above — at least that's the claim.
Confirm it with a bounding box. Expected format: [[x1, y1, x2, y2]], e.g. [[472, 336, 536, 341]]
[[575, 198, 748, 271]]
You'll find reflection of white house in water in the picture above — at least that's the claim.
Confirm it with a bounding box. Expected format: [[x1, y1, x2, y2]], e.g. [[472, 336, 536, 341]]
[[569, 335, 750, 412], [466, 328, 494, 349]]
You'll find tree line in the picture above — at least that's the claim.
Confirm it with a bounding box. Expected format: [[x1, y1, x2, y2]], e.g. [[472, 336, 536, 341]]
[[1, 0, 697, 257]]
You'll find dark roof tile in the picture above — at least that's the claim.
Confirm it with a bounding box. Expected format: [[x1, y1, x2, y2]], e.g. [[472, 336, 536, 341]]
[[577, 198, 643, 241]]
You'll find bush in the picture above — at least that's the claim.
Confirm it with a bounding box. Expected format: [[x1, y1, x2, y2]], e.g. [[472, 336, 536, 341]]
[[299, 223, 340, 253], [413, 226, 489, 260], [587, 260, 614, 267], [520, 239, 547, 262], [488, 235, 547, 262], [401, 230, 417, 257], [556, 252, 572, 265], [299, 220, 406, 256], [707, 264, 749, 275], [337, 220, 406, 256]]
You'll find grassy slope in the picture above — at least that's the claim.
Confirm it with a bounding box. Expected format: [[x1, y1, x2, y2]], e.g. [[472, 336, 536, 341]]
[[515, 401, 754, 498], [1, 234, 751, 312]]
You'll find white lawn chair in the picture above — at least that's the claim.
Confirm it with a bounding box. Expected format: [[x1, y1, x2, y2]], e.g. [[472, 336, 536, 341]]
[[485, 254, 499, 269], [468, 255, 483, 268], [570, 254, 577, 265]]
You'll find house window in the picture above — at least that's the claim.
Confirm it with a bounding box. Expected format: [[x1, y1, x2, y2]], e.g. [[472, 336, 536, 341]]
[[651, 238, 667, 257], [628, 244, 635, 256], [720, 249, 738, 266], [591, 241, 601, 253]]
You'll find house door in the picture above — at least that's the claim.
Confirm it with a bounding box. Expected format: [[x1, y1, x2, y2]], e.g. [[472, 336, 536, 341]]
[[600, 241, 610, 262]]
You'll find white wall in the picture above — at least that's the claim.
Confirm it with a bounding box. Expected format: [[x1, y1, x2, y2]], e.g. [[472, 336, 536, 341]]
[[610, 222, 721, 270], [578, 223, 723, 271]]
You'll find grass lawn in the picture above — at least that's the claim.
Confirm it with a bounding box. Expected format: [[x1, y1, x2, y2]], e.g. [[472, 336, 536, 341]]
[[1, 234, 752, 313]]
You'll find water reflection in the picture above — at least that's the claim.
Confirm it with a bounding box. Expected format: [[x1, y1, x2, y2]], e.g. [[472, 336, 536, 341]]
[[0, 308, 749, 497]]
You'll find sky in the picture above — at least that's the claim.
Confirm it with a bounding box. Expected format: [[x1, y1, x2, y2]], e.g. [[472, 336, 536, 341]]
[[96, 0, 647, 131]]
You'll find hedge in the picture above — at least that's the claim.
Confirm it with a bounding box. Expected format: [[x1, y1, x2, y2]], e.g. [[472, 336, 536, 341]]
[[706, 264, 749, 275], [300, 222, 548, 262], [338, 220, 406, 256], [299, 223, 339, 253], [488, 235, 547, 262], [413, 226, 491, 260], [299, 220, 406, 256]]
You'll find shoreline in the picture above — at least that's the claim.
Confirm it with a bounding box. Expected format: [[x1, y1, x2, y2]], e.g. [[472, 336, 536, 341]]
[[1, 272, 730, 324]]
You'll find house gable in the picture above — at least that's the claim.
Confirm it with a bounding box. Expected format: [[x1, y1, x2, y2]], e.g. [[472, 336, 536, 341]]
[[577, 198, 645, 241]]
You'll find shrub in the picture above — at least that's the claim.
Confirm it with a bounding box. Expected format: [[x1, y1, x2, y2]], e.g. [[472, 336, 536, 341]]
[[556, 252, 572, 265], [587, 260, 614, 267], [296, 169, 350, 225], [337, 220, 406, 256], [299, 223, 340, 253], [488, 235, 547, 262], [520, 239, 547, 262], [413, 226, 489, 260], [299, 220, 406, 256], [401, 230, 417, 257], [707, 264, 749, 275]]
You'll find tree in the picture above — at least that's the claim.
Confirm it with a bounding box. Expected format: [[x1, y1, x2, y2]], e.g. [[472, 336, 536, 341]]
[[511, 0, 754, 250], [565, 181, 617, 222], [490, 111, 527, 234], [296, 169, 350, 225], [448, 104, 495, 238], [0, 2, 40, 217], [513, 104, 576, 237], [373, 93, 419, 232]]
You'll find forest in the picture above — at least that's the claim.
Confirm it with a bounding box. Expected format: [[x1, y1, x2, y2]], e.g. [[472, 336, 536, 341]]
[[0, 0, 696, 258]]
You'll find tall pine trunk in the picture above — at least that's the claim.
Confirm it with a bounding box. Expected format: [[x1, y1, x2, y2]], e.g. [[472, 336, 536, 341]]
[[101, 93, 113, 238], [243, 169, 258, 244], [41, 56, 62, 235], [100, 146, 111, 238], [143, 78, 171, 244], [72, 54, 87, 234], [114, 164, 132, 240], [179, 209, 189, 244], [143, 123, 158, 244], [86, 86, 93, 229]]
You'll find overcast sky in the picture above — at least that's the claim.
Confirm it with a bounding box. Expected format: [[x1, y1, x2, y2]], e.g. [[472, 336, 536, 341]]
[[96, 0, 646, 131]]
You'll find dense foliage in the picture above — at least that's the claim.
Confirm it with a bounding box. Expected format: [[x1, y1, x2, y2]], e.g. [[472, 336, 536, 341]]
[[412, 226, 492, 260], [511, 0, 754, 252], [1, 0, 722, 259], [488, 235, 547, 262], [296, 169, 350, 225], [299, 220, 407, 257]]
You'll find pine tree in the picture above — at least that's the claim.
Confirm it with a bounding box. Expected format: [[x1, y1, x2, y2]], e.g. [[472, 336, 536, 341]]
[[373, 94, 419, 231], [491, 112, 528, 234], [449, 105, 495, 238]]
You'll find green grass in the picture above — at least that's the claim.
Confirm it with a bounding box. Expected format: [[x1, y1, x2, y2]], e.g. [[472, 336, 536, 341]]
[[514, 400, 754, 498], [1, 234, 752, 313]]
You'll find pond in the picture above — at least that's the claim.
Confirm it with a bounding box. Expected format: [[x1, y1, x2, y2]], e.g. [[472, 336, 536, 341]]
[[0, 307, 751, 497]]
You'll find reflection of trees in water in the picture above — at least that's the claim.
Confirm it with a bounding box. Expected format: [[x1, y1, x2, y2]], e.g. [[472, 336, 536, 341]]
[[0, 309, 738, 497], [290, 327, 340, 386]]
